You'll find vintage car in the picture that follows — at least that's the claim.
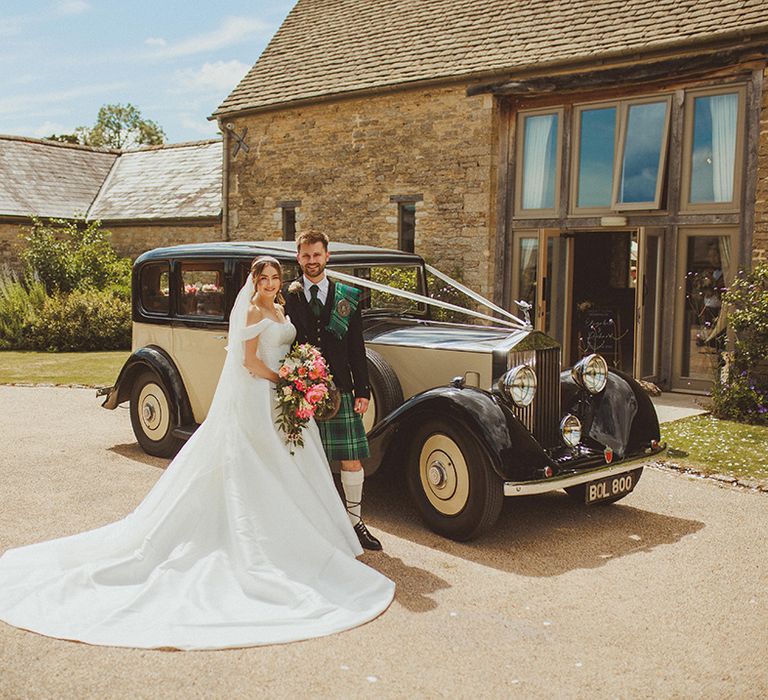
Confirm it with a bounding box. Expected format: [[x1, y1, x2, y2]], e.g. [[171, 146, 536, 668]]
[[100, 241, 665, 540]]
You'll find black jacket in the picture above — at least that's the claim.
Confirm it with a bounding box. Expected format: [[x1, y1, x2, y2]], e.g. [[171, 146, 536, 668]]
[[283, 279, 370, 399]]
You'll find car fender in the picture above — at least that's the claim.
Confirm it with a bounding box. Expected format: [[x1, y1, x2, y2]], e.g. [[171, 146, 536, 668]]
[[101, 346, 194, 426], [561, 368, 661, 458], [365, 385, 551, 481]]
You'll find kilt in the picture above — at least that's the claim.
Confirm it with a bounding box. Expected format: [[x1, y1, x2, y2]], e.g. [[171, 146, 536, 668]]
[[317, 392, 370, 460]]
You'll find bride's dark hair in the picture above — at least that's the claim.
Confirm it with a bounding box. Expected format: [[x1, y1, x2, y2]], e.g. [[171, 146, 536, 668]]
[[250, 256, 285, 306]]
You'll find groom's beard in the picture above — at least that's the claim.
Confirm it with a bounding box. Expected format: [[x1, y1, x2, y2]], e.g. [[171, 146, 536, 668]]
[[302, 261, 327, 280]]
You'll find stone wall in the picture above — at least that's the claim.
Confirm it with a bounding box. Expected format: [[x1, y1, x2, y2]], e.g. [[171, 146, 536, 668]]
[[0, 219, 223, 270], [105, 220, 223, 260], [0, 222, 24, 270], [225, 84, 497, 296], [753, 68, 768, 264]]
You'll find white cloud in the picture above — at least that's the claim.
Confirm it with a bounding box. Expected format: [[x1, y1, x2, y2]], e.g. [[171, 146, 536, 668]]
[[145, 37, 167, 47], [0, 16, 25, 36], [148, 16, 269, 58], [0, 82, 127, 115], [178, 113, 220, 137], [55, 1, 90, 15], [175, 60, 250, 93]]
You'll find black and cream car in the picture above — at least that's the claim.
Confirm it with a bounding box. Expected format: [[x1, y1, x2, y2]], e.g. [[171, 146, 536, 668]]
[[100, 241, 665, 540]]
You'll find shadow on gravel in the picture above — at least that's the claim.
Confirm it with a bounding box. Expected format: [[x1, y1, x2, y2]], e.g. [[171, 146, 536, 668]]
[[360, 551, 451, 613], [108, 443, 170, 470], [363, 472, 704, 578]]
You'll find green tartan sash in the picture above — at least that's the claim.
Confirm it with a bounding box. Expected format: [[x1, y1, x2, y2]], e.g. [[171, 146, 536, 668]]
[[325, 283, 360, 339]]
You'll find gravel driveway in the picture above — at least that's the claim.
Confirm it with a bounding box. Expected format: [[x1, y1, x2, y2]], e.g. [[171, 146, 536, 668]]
[[1, 386, 766, 699]]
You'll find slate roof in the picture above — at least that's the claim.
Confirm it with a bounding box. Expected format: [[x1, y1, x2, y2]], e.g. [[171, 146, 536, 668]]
[[215, 0, 768, 116], [0, 136, 117, 219], [89, 141, 222, 220], [0, 136, 221, 221]]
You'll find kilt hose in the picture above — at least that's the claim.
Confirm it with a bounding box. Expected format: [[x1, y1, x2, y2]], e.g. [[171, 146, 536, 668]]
[[317, 392, 370, 460]]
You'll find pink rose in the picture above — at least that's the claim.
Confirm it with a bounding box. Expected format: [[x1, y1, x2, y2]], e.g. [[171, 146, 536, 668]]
[[278, 365, 290, 379], [297, 366, 307, 377], [294, 379, 306, 392], [305, 384, 327, 404]]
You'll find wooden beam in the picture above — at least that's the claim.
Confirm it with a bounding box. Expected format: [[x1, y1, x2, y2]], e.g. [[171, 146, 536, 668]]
[[493, 101, 514, 308], [741, 68, 764, 269], [468, 49, 764, 97]]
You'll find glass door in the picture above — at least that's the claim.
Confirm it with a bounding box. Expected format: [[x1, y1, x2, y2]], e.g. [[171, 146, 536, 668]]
[[673, 228, 733, 392], [511, 229, 571, 363], [634, 227, 664, 380], [511, 230, 539, 325], [542, 230, 571, 359]]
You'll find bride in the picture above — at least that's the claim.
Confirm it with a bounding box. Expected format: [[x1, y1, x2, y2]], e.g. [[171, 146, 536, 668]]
[[0, 256, 395, 650]]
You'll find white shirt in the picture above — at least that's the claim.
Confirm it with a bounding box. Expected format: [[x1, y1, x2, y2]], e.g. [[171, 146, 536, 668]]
[[303, 275, 329, 304]]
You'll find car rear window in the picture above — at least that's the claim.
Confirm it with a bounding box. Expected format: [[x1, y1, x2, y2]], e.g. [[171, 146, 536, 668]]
[[179, 261, 226, 318]]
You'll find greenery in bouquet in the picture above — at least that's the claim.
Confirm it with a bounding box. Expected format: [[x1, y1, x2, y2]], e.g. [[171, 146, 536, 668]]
[[275, 343, 335, 452]]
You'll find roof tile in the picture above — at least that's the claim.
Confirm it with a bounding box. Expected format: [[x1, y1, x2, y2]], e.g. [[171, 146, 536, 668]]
[[215, 0, 768, 115]]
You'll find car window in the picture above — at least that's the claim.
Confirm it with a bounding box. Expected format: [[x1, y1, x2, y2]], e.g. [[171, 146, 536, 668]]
[[179, 261, 226, 318], [139, 262, 170, 315], [331, 264, 427, 314]]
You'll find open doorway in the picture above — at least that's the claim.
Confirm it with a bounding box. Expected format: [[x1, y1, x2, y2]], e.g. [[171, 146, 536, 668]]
[[569, 232, 637, 372]]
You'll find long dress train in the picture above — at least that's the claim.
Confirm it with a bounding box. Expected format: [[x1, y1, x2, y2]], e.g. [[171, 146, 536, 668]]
[[0, 279, 395, 650]]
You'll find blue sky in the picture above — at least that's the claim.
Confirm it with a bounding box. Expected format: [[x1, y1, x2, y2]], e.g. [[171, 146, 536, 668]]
[[1, 1, 295, 144]]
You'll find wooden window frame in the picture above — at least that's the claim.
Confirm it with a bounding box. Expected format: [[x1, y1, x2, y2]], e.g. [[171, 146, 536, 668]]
[[612, 95, 672, 211], [571, 94, 672, 215], [680, 84, 746, 214], [514, 107, 564, 218]]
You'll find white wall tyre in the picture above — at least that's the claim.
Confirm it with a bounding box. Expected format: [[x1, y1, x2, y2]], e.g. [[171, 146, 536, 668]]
[[363, 348, 403, 433], [406, 420, 503, 541], [130, 370, 183, 458]]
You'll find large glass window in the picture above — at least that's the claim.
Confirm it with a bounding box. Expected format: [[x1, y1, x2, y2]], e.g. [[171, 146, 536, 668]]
[[616, 100, 669, 207], [521, 112, 559, 211], [689, 92, 739, 204], [576, 106, 616, 209]]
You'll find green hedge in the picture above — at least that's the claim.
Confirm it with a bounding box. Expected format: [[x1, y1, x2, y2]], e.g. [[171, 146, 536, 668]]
[[711, 263, 768, 425], [26, 290, 131, 352]]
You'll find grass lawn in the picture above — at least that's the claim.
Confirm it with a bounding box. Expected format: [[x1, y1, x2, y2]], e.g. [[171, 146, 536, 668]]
[[0, 351, 128, 387], [660, 414, 768, 486]]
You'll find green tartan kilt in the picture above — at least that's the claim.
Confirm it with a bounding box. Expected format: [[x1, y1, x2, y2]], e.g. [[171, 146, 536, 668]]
[[316, 392, 370, 460]]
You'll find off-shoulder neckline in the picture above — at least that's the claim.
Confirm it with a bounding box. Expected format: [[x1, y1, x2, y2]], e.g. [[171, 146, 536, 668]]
[[244, 315, 290, 331]]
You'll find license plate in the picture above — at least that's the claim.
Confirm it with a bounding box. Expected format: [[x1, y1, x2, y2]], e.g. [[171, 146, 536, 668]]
[[585, 472, 635, 504]]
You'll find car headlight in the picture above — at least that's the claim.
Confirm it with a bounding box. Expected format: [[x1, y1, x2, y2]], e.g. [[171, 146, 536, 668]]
[[560, 414, 582, 447], [498, 364, 537, 407], [571, 353, 608, 394]]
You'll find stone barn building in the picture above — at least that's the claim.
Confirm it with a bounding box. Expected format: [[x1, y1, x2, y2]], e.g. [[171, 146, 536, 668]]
[[0, 135, 223, 266], [212, 0, 768, 393]]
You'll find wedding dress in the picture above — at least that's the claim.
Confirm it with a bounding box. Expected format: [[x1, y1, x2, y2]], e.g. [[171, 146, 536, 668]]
[[0, 276, 395, 650]]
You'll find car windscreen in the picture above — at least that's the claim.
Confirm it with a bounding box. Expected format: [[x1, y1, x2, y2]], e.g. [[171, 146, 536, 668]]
[[328, 264, 428, 315]]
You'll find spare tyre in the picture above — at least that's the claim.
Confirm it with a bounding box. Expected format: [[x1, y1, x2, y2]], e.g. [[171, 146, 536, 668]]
[[362, 348, 404, 433]]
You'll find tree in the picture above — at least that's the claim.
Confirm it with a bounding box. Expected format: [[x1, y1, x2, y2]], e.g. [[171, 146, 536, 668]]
[[76, 103, 166, 149], [45, 133, 82, 145]]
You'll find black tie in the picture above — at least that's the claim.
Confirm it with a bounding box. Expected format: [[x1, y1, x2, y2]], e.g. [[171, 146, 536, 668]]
[[309, 284, 323, 318]]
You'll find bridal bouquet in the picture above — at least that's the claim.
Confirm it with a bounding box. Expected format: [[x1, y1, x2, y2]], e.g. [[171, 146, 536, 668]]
[[275, 343, 338, 452]]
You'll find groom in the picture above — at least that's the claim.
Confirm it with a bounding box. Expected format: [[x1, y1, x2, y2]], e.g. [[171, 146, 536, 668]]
[[284, 230, 383, 551]]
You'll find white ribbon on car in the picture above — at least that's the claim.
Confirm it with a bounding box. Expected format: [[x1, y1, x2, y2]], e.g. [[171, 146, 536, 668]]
[[424, 264, 529, 327], [325, 269, 529, 330]]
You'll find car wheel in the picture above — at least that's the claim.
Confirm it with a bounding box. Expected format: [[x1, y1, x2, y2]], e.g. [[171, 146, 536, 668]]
[[130, 370, 183, 457], [565, 467, 644, 504], [362, 348, 404, 433], [406, 420, 503, 541]]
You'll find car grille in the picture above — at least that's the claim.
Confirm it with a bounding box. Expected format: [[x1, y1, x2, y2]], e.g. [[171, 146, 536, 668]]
[[508, 346, 562, 447]]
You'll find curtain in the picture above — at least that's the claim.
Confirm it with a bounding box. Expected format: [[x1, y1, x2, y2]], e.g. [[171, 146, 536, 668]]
[[709, 94, 737, 202], [704, 235, 731, 343], [522, 115, 555, 209]]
